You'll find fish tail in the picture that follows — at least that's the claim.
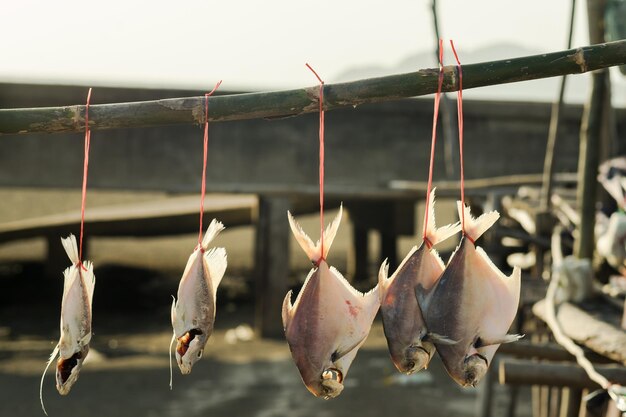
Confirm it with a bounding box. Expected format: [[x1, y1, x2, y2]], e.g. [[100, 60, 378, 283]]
[[288, 205, 343, 263], [321, 204, 343, 260], [201, 219, 225, 251], [424, 188, 461, 246], [40, 344, 60, 416], [60, 234, 79, 265], [457, 201, 499, 243]]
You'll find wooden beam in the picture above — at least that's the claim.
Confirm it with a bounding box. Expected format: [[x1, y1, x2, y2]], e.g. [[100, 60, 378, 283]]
[[0, 40, 625, 135], [499, 359, 626, 389], [533, 300, 626, 366]]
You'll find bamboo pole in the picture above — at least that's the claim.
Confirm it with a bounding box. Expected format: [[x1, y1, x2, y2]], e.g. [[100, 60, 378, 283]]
[[0, 40, 625, 136]]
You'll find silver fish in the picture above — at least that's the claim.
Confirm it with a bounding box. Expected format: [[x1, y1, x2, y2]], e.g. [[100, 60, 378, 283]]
[[282, 206, 380, 399], [419, 202, 521, 387], [170, 219, 227, 383], [379, 189, 460, 374], [40, 234, 96, 415]]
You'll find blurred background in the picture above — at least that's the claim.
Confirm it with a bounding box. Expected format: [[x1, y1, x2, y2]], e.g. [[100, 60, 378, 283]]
[[1, 0, 625, 416]]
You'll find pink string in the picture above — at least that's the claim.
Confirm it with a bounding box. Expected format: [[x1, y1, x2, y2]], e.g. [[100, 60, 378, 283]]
[[198, 80, 223, 248], [450, 40, 471, 242], [422, 39, 445, 249], [78, 88, 92, 268], [306, 63, 325, 264]]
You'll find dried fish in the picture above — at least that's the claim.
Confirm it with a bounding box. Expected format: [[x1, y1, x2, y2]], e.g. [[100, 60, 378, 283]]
[[379, 189, 460, 374], [40, 234, 95, 415], [282, 207, 380, 399], [170, 219, 227, 382], [419, 203, 521, 387]]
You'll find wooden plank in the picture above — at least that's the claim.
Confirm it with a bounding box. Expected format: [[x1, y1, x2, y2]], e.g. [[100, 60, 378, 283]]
[[0, 194, 258, 243], [533, 300, 626, 365], [499, 359, 626, 389]]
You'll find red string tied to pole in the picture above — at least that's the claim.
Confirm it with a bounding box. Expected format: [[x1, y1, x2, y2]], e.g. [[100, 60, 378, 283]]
[[422, 39, 445, 249], [78, 88, 92, 269], [305, 63, 325, 265], [198, 80, 223, 250]]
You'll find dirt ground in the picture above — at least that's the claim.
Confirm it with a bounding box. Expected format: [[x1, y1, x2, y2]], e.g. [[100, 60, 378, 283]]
[[0, 190, 531, 417]]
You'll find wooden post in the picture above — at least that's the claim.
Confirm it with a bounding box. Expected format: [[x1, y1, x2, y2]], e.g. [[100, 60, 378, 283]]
[[350, 226, 369, 283], [254, 196, 290, 339]]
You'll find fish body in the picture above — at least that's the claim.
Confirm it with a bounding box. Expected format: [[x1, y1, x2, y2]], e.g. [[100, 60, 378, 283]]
[[420, 202, 521, 387], [171, 219, 227, 376], [282, 207, 380, 399], [40, 235, 95, 414], [379, 189, 460, 374]]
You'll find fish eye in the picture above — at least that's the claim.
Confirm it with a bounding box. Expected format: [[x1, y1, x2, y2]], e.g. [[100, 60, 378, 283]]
[[197, 350, 203, 359]]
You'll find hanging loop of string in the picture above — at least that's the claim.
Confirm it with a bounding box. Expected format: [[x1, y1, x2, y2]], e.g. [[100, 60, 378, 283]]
[[305, 63, 325, 264], [78, 88, 92, 268], [450, 40, 470, 242], [198, 80, 223, 249], [422, 39, 445, 249]]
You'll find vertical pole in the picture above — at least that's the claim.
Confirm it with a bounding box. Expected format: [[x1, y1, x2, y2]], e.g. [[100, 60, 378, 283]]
[[574, 70, 607, 259], [575, 0, 610, 260], [254, 196, 290, 339]]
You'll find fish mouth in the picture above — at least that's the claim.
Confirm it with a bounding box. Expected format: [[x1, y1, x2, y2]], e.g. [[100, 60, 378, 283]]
[[176, 328, 203, 358], [56, 347, 88, 395], [462, 354, 489, 387], [393, 345, 431, 374], [319, 368, 344, 400]]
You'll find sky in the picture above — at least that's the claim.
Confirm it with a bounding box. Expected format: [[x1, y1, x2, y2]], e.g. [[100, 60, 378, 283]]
[[1, 0, 624, 104]]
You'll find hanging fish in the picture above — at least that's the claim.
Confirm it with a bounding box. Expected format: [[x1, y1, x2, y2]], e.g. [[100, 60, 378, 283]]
[[379, 189, 460, 374], [170, 219, 227, 380], [282, 206, 380, 399], [418, 203, 522, 387], [40, 234, 96, 414]]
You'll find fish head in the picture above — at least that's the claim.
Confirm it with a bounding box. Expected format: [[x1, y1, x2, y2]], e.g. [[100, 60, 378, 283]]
[[175, 328, 207, 374], [390, 342, 433, 374], [461, 354, 488, 387], [55, 344, 89, 395], [302, 367, 344, 400]]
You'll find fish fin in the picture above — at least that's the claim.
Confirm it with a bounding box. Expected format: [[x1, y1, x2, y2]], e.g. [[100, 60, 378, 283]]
[[385, 245, 420, 287], [169, 332, 176, 390], [81, 261, 96, 307], [333, 333, 367, 362], [424, 188, 462, 245], [281, 290, 294, 330], [40, 343, 59, 416], [333, 334, 369, 379], [288, 206, 343, 263], [204, 247, 227, 295], [457, 201, 500, 243], [60, 234, 80, 265], [476, 334, 524, 348], [426, 332, 458, 345], [328, 264, 379, 303], [377, 258, 390, 298], [476, 247, 522, 306], [171, 295, 185, 337], [61, 266, 77, 299], [200, 219, 225, 251]]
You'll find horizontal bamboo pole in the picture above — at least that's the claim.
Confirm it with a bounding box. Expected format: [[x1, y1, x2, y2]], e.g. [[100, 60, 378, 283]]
[[1, 40, 625, 135]]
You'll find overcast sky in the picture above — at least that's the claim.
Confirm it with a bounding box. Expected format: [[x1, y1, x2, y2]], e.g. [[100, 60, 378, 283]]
[[1, 0, 624, 104]]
